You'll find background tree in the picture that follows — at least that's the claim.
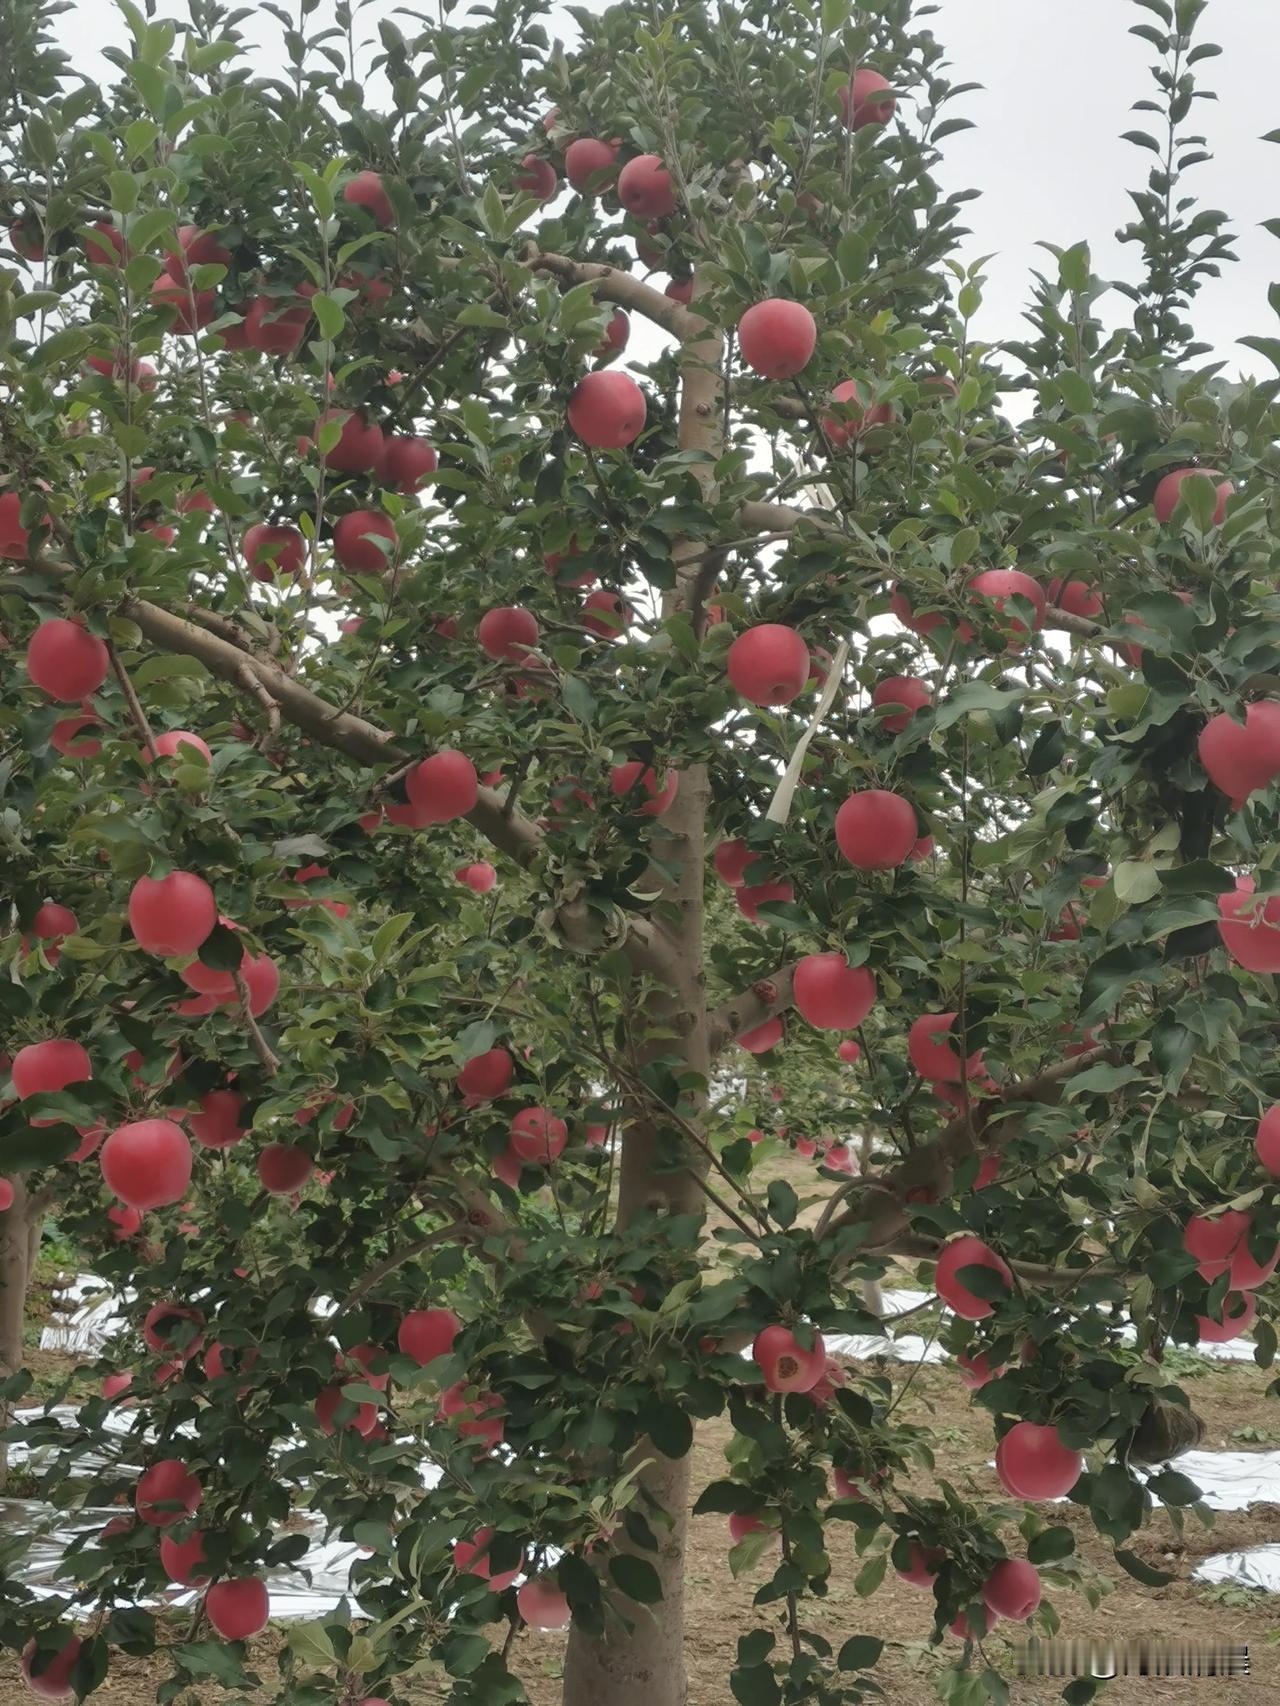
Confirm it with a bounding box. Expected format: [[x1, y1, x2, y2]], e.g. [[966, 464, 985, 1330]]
[[1, 0, 1279, 1703]]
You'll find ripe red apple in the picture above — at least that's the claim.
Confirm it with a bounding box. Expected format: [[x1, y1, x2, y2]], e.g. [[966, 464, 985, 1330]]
[[581, 588, 631, 637], [736, 877, 794, 923], [871, 676, 931, 733], [968, 569, 1045, 641], [889, 584, 975, 644], [834, 789, 917, 870], [956, 1348, 1003, 1390], [12, 1038, 92, 1124], [454, 1527, 521, 1591], [147, 729, 212, 767], [84, 222, 126, 265], [739, 1017, 783, 1054], [609, 762, 679, 816], [26, 619, 109, 702], [1198, 703, 1280, 808], [163, 225, 231, 280], [995, 1422, 1083, 1499], [258, 1144, 313, 1195], [596, 309, 631, 361], [135, 1457, 202, 1526], [666, 276, 694, 305], [727, 1512, 777, 1546], [128, 870, 216, 956], [456, 861, 497, 893], [243, 523, 305, 582], [565, 137, 619, 191], [1153, 466, 1233, 526], [793, 953, 877, 1030], [206, 1576, 270, 1641], [1256, 1106, 1280, 1176], [737, 299, 817, 380], [317, 409, 385, 473], [982, 1558, 1041, 1620], [0, 1178, 13, 1213], [934, 1235, 1012, 1320], [151, 273, 216, 333], [100, 1119, 193, 1210], [509, 1106, 568, 1163], [333, 509, 397, 574], [108, 1204, 142, 1240], [102, 1371, 133, 1401], [439, 1381, 505, 1447], [974, 1154, 1000, 1190], [244, 293, 310, 353], [726, 623, 810, 705], [382, 435, 437, 492], [21, 1634, 82, 1699], [25, 901, 77, 960], [821, 378, 893, 447], [713, 838, 754, 885], [837, 1040, 861, 1064], [752, 1323, 827, 1393], [10, 219, 44, 262], [617, 153, 676, 218], [895, 1542, 943, 1588], [50, 713, 102, 757], [457, 1047, 513, 1100], [178, 947, 278, 1017], [1046, 576, 1103, 620], [567, 370, 646, 448], [949, 1605, 998, 1641], [1197, 1290, 1258, 1342], [515, 154, 558, 200], [398, 1306, 461, 1367], [405, 750, 478, 824], [907, 1012, 983, 1083], [315, 1384, 378, 1436], [144, 1301, 204, 1360], [1217, 876, 1280, 972], [160, 1529, 211, 1586], [517, 1575, 571, 1631], [839, 67, 896, 129], [343, 170, 395, 226], [478, 606, 540, 663]]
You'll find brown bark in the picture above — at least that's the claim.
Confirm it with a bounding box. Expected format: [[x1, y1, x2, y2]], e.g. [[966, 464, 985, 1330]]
[[0, 1177, 33, 1489]]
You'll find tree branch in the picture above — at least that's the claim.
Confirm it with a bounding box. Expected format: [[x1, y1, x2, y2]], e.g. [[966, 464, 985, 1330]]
[[334, 1221, 468, 1316], [707, 963, 797, 1056], [527, 250, 708, 341]]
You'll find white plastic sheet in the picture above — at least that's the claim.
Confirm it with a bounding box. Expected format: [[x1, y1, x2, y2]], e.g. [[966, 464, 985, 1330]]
[[1193, 1544, 1280, 1593]]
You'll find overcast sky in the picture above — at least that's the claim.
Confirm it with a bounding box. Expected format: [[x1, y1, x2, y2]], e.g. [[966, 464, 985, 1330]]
[[52, 0, 1280, 367]]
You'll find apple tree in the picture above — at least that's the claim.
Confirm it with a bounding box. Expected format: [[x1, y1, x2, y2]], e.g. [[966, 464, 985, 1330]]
[[1, 0, 1279, 1702]]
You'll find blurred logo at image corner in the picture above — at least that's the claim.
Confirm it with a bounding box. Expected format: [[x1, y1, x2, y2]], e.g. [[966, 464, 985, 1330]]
[[1013, 1636, 1250, 1679]]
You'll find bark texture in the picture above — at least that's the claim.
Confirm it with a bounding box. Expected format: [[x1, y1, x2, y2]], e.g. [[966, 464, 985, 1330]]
[[0, 1178, 33, 1488]]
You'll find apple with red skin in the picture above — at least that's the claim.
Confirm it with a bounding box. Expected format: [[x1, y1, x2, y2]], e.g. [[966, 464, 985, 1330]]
[[995, 1422, 1083, 1499], [982, 1558, 1041, 1621], [580, 588, 631, 638], [617, 153, 676, 218], [398, 1307, 461, 1367], [727, 1512, 777, 1547], [736, 878, 794, 924], [405, 750, 478, 824], [1046, 576, 1103, 620], [713, 838, 754, 885], [726, 623, 810, 705], [609, 762, 679, 816], [160, 1530, 211, 1586], [517, 1575, 571, 1631], [243, 523, 305, 581], [51, 714, 101, 757], [128, 870, 216, 956], [333, 509, 397, 574], [509, 1106, 568, 1163], [10, 219, 44, 261], [739, 1017, 783, 1054], [949, 1605, 998, 1640], [889, 584, 975, 644], [934, 1235, 1012, 1320], [0, 1178, 13, 1213], [457, 1047, 513, 1100], [1153, 466, 1233, 526], [895, 1541, 943, 1588], [84, 221, 126, 265], [258, 1144, 313, 1195], [150, 273, 216, 333], [820, 378, 893, 447], [21, 1634, 83, 1699], [515, 154, 558, 199], [439, 1381, 505, 1447], [1198, 703, 1280, 808], [908, 1012, 982, 1083], [26, 618, 109, 701], [317, 409, 384, 473], [206, 1577, 271, 1641], [244, 294, 310, 353], [382, 435, 437, 492], [163, 225, 231, 280], [568, 370, 646, 448], [956, 1348, 1003, 1390], [1197, 1290, 1258, 1342], [834, 789, 917, 870], [968, 569, 1046, 641], [343, 170, 395, 226], [871, 676, 931, 732], [135, 1458, 202, 1526], [102, 1371, 133, 1401], [793, 953, 877, 1030], [144, 1301, 204, 1359], [456, 861, 497, 893], [147, 729, 212, 766], [100, 1120, 193, 1211], [479, 606, 540, 663], [666, 276, 694, 305], [837, 1040, 861, 1065], [839, 67, 895, 129], [565, 137, 619, 191], [1217, 876, 1280, 972], [454, 1527, 521, 1591], [737, 299, 816, 380], [315, 1384, 378, 1436], [752, 1324, 827, 1393], [1256, 1106, 1280, 1175]]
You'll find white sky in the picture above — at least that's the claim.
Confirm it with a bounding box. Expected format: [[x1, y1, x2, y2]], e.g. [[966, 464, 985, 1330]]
[[52, 0, 1280, 366]]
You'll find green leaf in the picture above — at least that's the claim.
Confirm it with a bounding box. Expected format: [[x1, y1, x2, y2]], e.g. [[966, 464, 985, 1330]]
[[1114, 1548, 1175, 1587], [1057, 369, 1094, 413], [766, 1179, 798, 1228], [1113, 861, 1161, 906], [198, 923, 244, 972], [1027, 1526, 1075, 1564], [1078, 944, 1161, 1025], [286, 1624, 336, 1667], [310, 293, 346, 340], [934, 683, 1022, 731], [562, 675, 596, 724], [609, 1553, 664, 1605], [1147, 1469, 1202, 1506], [836, 1635, 883, 1670], [371, 913, 412, 962]]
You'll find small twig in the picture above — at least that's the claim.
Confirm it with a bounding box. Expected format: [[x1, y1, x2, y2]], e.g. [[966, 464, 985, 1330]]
[[335, 1221, 468, 1316], [235, 972, 280, 1075], [236, 662, 281, 745], [108, 641, 157, 759]]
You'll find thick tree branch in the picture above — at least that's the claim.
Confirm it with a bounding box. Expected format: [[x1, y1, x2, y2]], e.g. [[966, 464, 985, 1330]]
[[707, 963, 797, 1056], [527, 250, 708, 341]]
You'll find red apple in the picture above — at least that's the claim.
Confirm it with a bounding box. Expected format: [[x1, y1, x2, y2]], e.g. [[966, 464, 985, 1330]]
[[838, 68, 896, 130], [108, 1204, 142, 1240], [752, 1323, 827, 1393], [244, 293, 310, 353], [50, 714, 102, 758], [135, 1457, 202, 1526], [398, 1307, 461, 1367], [995, 1422, 1082, 1499], [956, 1348, 1003, 1390], [143, 1301, 204, 1360], [736, 878, 794, 924], [454, 1526, 521, 1591], [609, 762, 679, 817], [982, 1558, 1041, 1620], [581, 588, 631, 637], [616, 153, 676, 218], [1198, 703, 1280, 808], [793, 953, 876, 1030], [101, 1118, 192, 1210], [456, 861, 497, 893], [160, 1529, 211, 1586], [26, 619, 109, 702], [871, 676, 931, 733], [438, 1381, 505, 1447], [1197, 1290, 1258, 1342], [1046, 576, 1103, 620], [666, 276, 694, 305], [713, 838, 755, 885], [163, 225, 231, 280], [737, 299, 817, 380], [890, 584, 975, 644], [1256, 1105, 1280, 1176], [907, 1013, 982, 1083], [84, 222, 126, 266], [1153, 466, 1233, 526], [150, 273, 216, 333], [343, 170, 395, 227], [102, 1371, 133, 1401], [405, 750, 478, 824], [21, 1634, 82, 1699], [258, 1144, 313, 1195], [834, 790, 917, 870], [568, 370, 646, 448], [147, 729, 212, 766], [949, 1605, 998, 1640], [728, 1512, 777, 1546], [565, 137, 619, 191], [333, 509, 397, 574], [934, 1235, 1012, 1320], [509, 1106, 568, 1163], [12, 1038, 92, 1115], [739, 1017, 783, 1054], [1218, 876, 1280, 972], [968, 569, 1045, 641], [243, 523, 306, 581], [726, 624, 810, 705], [837, 1040, 861, 1064], [317, 409, 384, 473], [382, 435, 437, 492], [315, 1384, 378, 1436], [820, 378, 893, 447], [517, 1574, 571, 1630], [457, 1047, 513, 1100], [128, 871, 216, 956], [896, 1542, 943, 1588], [206, 1576, 270, 1641], [478, 606, 540, 663], [515, 154, 558, 200]]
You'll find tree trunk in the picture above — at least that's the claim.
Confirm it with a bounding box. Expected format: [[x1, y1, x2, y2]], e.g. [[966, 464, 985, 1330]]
[[564, 275, 723, 1706], [0, 1176, 33, 1489]]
